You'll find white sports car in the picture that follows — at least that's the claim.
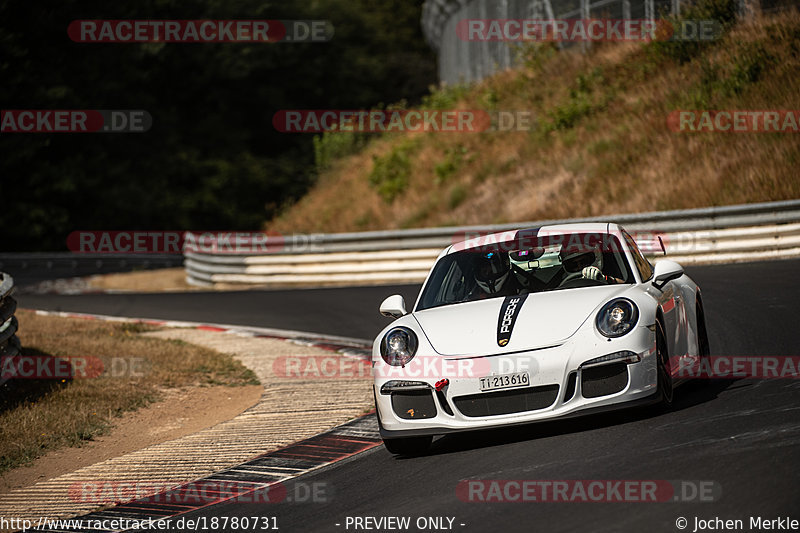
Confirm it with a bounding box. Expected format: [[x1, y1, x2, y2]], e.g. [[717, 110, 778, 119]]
[[372, 223, 710, 455]]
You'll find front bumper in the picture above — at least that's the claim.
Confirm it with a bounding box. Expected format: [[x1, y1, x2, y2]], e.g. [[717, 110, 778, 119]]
[[374, 325, 658, 438]]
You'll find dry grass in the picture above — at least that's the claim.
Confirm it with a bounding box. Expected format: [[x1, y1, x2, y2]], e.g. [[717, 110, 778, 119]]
[[269, 11, 800, 233], [0, 310, 259, 473], [88, 268, 195, 292]]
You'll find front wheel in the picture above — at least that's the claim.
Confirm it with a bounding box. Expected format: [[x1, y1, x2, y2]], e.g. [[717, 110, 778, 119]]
[[690, 299, 712, 388], [697, 300, 710, 359], [656, 321, 674, 408], [383, 435, 432, 456]]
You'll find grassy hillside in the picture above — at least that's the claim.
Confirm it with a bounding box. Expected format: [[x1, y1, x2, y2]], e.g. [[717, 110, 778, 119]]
[[268, 6, 800, 234]]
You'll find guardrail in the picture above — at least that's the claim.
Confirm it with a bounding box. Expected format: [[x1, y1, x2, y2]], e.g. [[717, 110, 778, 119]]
[[184, 199, 800, 287], [0, 272, 21, 388], [0, 253, 183, 288]]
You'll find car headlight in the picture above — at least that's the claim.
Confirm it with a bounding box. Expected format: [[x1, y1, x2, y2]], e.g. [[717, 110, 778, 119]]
[[581, 350, 641, 368], [596, 298, 639, 338], [380, 327, 418, 367]]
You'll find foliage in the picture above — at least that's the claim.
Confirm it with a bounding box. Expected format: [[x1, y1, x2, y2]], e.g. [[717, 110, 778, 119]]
[[434, 144, 468, 184], [368, 138, 419, 202], [313, 130, 373, 173], [647, 0, 739, 64], [545, 68, 607, 131], [421, 84, 471, 110], [0, 0, 436, 250]]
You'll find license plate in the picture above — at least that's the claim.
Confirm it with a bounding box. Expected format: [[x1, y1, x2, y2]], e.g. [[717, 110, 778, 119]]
[[479, 372, 530, 392]]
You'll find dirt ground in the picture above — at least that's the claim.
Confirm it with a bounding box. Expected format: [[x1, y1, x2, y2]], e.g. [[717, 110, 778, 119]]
[[0, 384, 262, 495]]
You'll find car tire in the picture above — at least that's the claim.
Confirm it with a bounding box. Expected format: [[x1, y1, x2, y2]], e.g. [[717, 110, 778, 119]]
[[382, 436, 432, 456], [656, 320, 674, 408], [697, 300, 711, 359], [691, 299, 712, 387]]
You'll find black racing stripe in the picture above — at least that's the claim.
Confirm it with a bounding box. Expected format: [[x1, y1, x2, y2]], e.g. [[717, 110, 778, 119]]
[[497, 293, 528, 347], [508, 226, 542, 252], [514, 227, 541, 243]]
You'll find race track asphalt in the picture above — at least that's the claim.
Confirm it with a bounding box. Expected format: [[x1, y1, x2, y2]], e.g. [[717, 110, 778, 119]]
[[17, 259, 800, 532]]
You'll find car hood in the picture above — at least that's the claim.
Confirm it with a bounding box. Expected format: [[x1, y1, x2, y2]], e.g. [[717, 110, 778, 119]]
[[413, 285, 631, 357]]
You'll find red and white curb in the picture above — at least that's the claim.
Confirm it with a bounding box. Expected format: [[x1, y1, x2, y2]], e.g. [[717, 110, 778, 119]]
[[34, 416, 382, 533]]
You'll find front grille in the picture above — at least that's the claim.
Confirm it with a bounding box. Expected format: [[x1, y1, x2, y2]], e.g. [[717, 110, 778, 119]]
[[581, 363, 629, 398], [453, 385, 559, 417]]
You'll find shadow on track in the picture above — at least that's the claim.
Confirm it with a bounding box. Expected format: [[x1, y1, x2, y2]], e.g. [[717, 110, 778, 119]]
[[392, 378, 737, 459]]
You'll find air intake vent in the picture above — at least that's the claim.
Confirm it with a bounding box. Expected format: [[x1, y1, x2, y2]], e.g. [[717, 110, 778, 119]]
[[581, 363, 629, 398], [563, 372, 577, 402], [453, 385, 559, 417]]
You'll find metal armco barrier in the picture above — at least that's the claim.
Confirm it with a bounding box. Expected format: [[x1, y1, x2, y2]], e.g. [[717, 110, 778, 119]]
[[0, 273, 21, 387], [184, 199, 800, 287], [0, 253, 183, 288]]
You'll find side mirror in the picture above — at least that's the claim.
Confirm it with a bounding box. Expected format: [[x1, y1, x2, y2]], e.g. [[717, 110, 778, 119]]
[[379, 294, 407, 318], [652, 260, 684, 290]]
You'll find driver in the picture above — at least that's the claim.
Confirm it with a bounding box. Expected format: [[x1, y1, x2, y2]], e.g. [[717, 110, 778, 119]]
[[559, 243, 623, 284], [470, 251, 520, 298]]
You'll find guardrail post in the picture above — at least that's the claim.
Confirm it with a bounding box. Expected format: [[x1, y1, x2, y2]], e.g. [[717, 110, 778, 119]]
[[738, 0, 760, 19], [581, 0, 590, 53]]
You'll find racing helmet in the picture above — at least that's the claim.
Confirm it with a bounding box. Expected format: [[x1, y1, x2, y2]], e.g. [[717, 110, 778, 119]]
[[559, 243, 603, 273], [473, 252, 510, 294]]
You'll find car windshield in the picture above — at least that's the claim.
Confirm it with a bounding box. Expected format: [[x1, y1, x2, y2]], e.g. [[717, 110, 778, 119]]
[[416, 232, 635, 311]]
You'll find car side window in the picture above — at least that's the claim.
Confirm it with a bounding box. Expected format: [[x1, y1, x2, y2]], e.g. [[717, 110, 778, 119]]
[[421, 256, 468, 307], [623, 230, 654, 281]]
